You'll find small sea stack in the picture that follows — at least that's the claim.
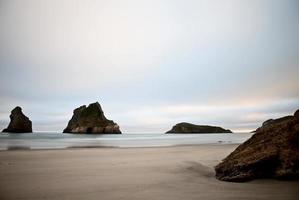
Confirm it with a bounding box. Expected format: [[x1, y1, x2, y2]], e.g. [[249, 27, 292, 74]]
[[166, 122, 232, 133], [63, 102, 121, 134], [2, 106, 32, 133], [215, 109, 299, 182]]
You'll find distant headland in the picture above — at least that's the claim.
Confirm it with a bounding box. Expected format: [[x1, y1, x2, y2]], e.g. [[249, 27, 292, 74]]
[[166, 122, 232, 134]]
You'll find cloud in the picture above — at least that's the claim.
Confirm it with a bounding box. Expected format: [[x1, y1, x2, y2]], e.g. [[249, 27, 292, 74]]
[[0, 0, 298, 132], [104, 97, 299, 133]]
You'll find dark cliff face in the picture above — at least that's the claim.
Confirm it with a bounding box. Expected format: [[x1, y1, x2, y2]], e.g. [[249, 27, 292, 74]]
[[63, 102, 121, 134], [215, 109, 299, 182], [2, 106, 32, 133], [166, 122, 232, 133]]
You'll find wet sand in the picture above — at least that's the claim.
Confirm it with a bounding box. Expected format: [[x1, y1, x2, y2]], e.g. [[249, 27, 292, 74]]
[[0, 145, 298, 200]]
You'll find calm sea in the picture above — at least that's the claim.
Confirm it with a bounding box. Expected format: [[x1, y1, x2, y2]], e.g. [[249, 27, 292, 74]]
[[0, 132, 253, 150]]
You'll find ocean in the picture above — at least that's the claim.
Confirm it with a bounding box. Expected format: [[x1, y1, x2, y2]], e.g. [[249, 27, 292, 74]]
[[0, 132, 253, 150]]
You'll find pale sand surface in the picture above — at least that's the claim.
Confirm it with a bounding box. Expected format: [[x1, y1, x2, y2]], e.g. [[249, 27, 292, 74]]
[[0, 144, 298, 200]]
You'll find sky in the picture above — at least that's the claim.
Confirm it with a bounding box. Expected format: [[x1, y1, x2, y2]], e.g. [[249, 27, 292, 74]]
[[0, 0, 298, 133]]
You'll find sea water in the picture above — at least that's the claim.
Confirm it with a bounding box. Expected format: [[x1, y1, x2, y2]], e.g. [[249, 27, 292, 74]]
[[0, 132, 253, 150]]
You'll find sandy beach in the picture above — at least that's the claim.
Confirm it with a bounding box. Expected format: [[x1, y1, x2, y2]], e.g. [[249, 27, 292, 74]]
[[0, 144, 298, 200]]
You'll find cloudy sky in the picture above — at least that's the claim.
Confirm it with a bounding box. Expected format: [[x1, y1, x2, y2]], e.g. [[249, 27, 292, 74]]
[[0, 0, 298, 133]]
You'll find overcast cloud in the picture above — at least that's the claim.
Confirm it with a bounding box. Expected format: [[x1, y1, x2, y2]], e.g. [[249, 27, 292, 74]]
[[0, 0, 298, 132]]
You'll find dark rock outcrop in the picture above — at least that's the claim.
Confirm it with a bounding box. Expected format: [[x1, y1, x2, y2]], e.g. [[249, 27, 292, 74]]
[[166, 122, 232, 133], [215, 109, 299, 182], [250, 116, 294, 133], [2, 106, 32, 133], [63, 102, 121, 134]]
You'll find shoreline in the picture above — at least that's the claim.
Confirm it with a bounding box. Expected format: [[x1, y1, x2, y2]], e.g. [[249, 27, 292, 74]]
[[0, 132, 253, 151], [0, 142, 241, 151]]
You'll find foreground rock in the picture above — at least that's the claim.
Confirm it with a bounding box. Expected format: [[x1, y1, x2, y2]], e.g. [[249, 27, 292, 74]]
[[215, 109, 299, 182], [166, 122, 232, 133], [63, 102, 121, 134], [2, 107, 32, 133], [251, 115, 294, 133]]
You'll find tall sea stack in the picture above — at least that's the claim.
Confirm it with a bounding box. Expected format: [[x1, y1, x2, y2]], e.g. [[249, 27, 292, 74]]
[[63, 102, 121, 134], [2, 106, 32, 133]]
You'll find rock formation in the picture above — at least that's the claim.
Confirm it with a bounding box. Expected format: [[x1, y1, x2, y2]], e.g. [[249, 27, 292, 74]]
[[215, 109, 299, 182], [2, 106, 32, 133], [253, 115, 293, 132], [63, 102, 121, 134], [166, 122, 232, 133]]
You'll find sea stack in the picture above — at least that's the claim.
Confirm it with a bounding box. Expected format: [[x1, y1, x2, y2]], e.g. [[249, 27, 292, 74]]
[[166, 122, 232, 133], [2, 106, 32, 133], [215, 109, 299, 182], [63, 102, 121, 134]]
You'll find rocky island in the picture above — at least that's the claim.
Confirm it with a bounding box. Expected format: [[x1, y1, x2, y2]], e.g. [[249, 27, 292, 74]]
[[215, 109, 299, 182], [2, 106, 32, 133], [63, 102, 121, 134], [166, 122, 232, 133]]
